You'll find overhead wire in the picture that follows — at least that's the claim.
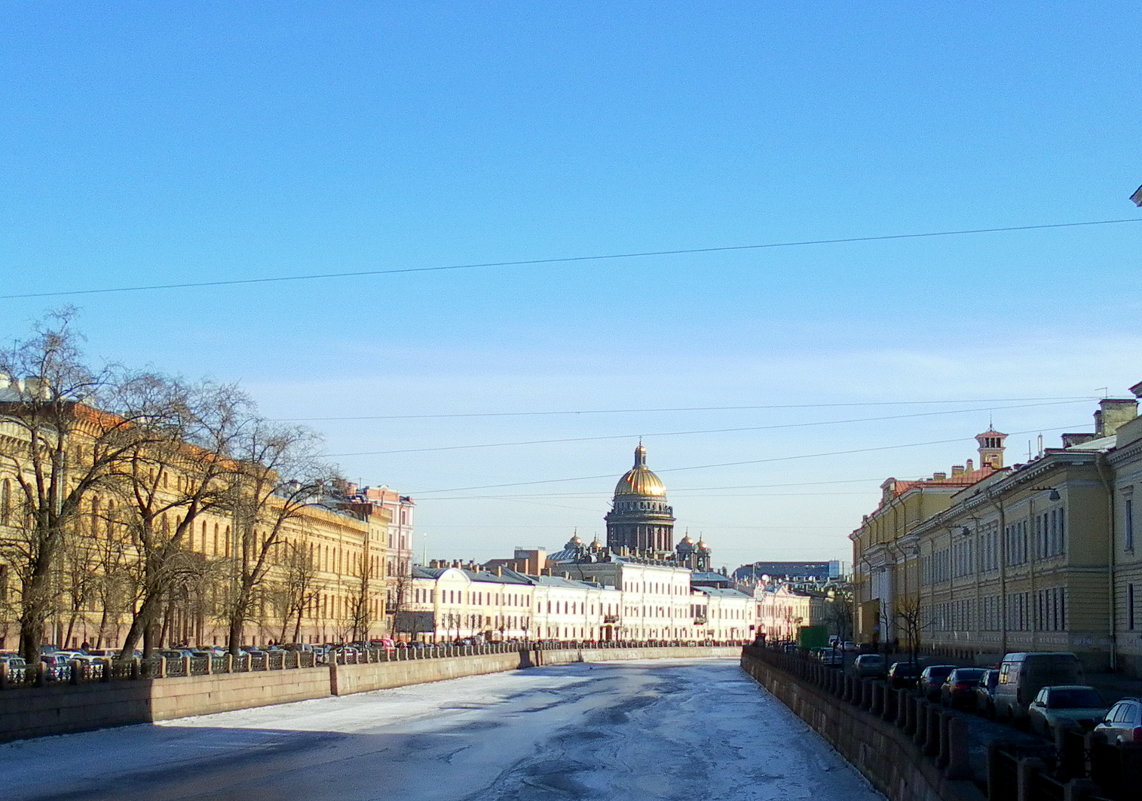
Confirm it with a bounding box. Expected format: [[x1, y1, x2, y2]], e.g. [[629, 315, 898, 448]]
[[321, 398, 1088, 457], [408, 424, 1080, 495], [4, 218, 1139, 300]]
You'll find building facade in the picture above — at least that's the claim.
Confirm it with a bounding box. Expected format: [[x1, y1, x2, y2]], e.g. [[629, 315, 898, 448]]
[[851, 393, 1142, 675]]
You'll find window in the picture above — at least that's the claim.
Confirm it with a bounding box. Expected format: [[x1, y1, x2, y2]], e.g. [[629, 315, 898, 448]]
[[1126, 498, 1135, 551], [1130, 584, 1136, 631]]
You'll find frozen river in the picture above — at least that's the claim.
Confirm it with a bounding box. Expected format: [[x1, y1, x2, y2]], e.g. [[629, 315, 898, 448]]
[[4, 658, 883, 801]]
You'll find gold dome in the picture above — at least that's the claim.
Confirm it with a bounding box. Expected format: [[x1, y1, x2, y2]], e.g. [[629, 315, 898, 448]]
[[614, 443, 667, 497]]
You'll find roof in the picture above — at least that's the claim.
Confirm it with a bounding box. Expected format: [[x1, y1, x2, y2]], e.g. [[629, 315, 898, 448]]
[[693, 586, 752, 599], [1063, 434, 1117, 452], [532, 574, 600, 590]]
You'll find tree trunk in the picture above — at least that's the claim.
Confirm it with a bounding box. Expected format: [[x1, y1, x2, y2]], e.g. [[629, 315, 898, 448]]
[[119, 590, 162, 659]]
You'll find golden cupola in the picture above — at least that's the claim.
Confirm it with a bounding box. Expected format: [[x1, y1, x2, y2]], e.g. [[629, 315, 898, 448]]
[[605, 442, 675, 554], [614, 443, 667, 497]]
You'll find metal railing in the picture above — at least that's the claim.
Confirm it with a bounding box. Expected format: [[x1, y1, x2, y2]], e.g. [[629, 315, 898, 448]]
[[742, 644, 1142, 801], [0, 638, 741, 690]]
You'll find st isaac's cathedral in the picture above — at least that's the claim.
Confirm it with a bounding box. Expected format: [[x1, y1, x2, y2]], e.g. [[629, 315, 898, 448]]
[[551, 443, 712, 571]]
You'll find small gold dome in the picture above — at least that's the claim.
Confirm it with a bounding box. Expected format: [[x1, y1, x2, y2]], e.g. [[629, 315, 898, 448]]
[[614, 443, 667, 497]]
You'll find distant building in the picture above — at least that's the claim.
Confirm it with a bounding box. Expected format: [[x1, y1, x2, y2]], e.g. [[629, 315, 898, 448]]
[[605, 442, 676, 556], [400, 444, 754, 643], [849, 430, 1005, 648], [733, 561, 844, 582], [848, 391, 1142, 676]]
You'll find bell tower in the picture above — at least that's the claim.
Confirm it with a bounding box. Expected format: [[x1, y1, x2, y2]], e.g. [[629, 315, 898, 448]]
[[975, 428, 1007, 469]]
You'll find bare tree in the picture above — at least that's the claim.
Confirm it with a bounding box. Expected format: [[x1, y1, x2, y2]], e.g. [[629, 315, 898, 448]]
[[894, 594, 929, 665], [272, 539, 322, 644], [823, 582, 854, 644], [348, 549, 374, 643], [387, 569, 411, 638], [88, 499, 134, 649], [115, 380, 250, 659], [223, 420, 334, 654], [59, 521, 102, 648], [0, 311, 169, 663]]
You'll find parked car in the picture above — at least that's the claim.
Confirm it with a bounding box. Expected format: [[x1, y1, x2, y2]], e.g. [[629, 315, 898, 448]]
[[887, 661, 922, 690], [1093, 697, 1142, 744], [939, 668, 987, 709], [974, 669, 1000, 717], [39, 653, 73, 682], [853, 653, 887, 679], [994, 652, 1085, 723], [0, 654, 28, 683], [69, 654, 106, 679], [916, 665, 957, 701], [1027, 685, 1107, 738], [814, 648, 844, 667]]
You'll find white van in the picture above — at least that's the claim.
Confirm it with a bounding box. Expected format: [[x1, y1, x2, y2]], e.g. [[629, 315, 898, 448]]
[[994, 652, 1084, 722]]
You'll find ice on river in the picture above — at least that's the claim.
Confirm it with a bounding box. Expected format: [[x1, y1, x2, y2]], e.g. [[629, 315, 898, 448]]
[[3, 658, 884, 801]]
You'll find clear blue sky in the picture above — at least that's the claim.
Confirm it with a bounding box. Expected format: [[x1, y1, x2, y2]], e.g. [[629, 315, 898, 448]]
[[3, 4, 1140, 569]]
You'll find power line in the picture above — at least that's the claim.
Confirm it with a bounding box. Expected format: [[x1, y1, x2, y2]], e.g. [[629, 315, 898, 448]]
[[4, 218, 1139, 300], [416, 477, 889, 500], [291, 395, 1094, 423], [322, 399, 1087, 457], [409, 425, 1079, 495]]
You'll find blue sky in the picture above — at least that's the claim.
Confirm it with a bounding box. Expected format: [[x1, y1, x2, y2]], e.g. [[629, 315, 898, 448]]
[[3, 4, 1141, 568]]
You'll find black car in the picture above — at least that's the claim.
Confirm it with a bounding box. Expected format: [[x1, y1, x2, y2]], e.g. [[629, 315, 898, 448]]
[[939, 668, 986, 709], [916, 664, 956, 701], [974, 669, 1000, 717], [886, 661, 922, 689]]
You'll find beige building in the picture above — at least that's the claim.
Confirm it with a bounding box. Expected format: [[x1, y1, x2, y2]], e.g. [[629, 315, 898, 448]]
[[754, 584, 828, 642], [0, 382, 393, 652], [1102, 385, 1142, 676], [851, 394, 1142, 674], [850, 430, 1004, 648]]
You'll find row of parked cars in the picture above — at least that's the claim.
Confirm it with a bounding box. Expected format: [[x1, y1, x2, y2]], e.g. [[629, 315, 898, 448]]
[[0, 648, 110, 683], [847, 651, 1142, 743]]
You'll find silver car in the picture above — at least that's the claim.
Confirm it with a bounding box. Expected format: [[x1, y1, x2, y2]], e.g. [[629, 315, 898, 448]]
[[1026, 685, 1107, 737], [1094, 697, 1142, 744]]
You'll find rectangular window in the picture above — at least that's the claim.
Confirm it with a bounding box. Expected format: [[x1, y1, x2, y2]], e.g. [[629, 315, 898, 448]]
[[1126, 499, 1135, 551], [1130, 584, 1136, 631]]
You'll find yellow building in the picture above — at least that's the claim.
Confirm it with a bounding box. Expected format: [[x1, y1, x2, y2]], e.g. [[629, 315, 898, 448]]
[[850, 430, 1003, 648], [851, 395, 1142, 674], [0, 383, 391, 652]]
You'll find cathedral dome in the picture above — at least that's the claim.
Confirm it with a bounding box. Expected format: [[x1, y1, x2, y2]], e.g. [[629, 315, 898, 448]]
[[614, 443, 667, 497]]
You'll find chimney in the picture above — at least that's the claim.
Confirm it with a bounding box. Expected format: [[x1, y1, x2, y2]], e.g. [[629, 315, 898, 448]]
[[932, 472, 947, 481], [966, 459, 974, 472], [951, 465, 964, 477], [496, 566, 503, 577], [1062, 432, 1098, 449], [1095, 398, 1138, 437]]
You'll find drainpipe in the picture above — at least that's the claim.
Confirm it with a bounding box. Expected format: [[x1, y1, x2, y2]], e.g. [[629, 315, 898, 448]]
[[1095, 453, 1117, 672]]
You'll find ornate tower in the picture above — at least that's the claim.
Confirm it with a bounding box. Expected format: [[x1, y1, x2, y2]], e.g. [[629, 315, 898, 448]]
[[975, 428, 1007, 469], [605, 443, 675, 554]]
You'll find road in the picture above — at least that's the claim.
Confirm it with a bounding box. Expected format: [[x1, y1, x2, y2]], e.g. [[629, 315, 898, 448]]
[[4, 658, 884, 801]]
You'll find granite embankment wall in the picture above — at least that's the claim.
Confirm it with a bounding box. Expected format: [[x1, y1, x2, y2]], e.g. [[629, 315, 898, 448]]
[[0, 667, 332, 741], [330, 644, 738, 694], [2, 645, 739, 742], [740, 648, 984, 801]]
